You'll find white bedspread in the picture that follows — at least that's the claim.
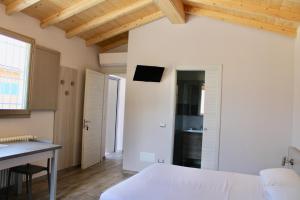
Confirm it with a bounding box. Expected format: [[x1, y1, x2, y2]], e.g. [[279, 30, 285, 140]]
[[100, 164, 267, 200]]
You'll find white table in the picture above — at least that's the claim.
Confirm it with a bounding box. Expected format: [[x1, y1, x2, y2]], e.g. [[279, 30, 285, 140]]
[[0, 141, 61, 200]]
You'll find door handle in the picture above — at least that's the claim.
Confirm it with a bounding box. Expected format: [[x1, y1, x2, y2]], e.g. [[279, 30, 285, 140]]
[[83, 119, 91, 131]]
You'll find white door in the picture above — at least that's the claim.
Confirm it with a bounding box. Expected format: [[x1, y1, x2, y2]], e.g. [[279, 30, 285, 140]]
[[201, 66, 222, 170], [105, 78, 119, 154], [81, 69, 105, 169]]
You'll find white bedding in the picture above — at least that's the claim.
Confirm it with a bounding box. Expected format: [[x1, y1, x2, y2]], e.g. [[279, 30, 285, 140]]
[[100, 164, 267, 200]]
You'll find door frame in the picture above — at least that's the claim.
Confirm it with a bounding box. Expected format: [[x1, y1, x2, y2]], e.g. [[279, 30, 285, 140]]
[[169, 65, 223, 170], [102, 76, 121, 157], [109, 76, 120, 153]]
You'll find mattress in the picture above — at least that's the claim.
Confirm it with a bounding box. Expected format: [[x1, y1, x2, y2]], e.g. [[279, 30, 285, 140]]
[[100, 164, 267, 200]]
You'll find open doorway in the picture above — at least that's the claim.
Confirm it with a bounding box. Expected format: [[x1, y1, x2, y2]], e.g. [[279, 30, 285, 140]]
[[173, 71, 205, 168], [104, 75, 126, 160], [171, 66, 222, 170]]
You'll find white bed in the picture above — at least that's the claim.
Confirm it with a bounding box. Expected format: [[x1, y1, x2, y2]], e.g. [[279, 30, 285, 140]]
[[100, 164, 267, 200], [101, 148, 300, 200]]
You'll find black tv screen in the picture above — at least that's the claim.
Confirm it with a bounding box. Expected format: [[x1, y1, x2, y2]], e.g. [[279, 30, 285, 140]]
[[133, 65, 165, 82]]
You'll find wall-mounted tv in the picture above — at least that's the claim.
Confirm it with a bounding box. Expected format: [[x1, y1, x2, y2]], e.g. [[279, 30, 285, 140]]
[[133, 65, 165, 82]]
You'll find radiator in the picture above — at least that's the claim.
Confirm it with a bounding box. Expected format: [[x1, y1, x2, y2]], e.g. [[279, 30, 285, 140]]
[[0, 135, 37, 143]]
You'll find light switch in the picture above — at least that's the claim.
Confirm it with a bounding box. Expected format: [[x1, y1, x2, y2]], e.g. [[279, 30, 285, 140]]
[[160, 122, 167, 128]]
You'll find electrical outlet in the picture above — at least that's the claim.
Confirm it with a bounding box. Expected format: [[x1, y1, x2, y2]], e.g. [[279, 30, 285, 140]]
[[157, 159, 165, 163]]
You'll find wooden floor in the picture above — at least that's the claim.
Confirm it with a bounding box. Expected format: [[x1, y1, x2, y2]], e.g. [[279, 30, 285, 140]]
[[6, 158, 132, 200]]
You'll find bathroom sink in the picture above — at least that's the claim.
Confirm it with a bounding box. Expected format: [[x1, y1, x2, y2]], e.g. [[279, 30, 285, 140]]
[[183, 129, 203, 134], [0, 144, 8, 148]]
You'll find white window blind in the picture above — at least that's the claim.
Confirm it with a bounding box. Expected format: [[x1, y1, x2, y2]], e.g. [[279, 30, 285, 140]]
[[0, 34, 31, 110]]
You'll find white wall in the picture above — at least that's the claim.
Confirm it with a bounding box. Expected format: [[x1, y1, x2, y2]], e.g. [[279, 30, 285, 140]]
[[292, 28, 300, 148], [123, 16, 295, 174], [0, 5, 100, 165]]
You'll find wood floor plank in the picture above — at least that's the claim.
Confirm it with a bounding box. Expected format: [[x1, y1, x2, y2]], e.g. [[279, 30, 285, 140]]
[[6, 158, 132, 200]]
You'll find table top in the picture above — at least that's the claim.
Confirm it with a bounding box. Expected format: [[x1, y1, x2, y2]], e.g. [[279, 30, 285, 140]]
[[0, 141, 62, 161]]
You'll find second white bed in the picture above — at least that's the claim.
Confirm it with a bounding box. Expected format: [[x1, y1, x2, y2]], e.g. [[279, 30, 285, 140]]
[[100, 164, 266, 200]]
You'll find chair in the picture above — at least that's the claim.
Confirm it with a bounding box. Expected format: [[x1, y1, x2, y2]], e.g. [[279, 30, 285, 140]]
[[6, 159, 50, 200]]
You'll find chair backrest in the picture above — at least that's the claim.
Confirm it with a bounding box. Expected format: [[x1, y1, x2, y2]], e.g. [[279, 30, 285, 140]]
[[47, 158, 50, 170]]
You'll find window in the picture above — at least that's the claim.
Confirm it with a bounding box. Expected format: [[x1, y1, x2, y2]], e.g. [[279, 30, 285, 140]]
[[0, 28, 34, 116]]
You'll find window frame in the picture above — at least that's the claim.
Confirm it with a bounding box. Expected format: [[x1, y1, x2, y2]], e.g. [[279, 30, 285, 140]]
[[0, 27, 35, 117]]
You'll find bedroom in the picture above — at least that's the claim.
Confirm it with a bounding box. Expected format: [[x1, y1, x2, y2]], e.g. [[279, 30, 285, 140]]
[[0, 0, 300, 200]]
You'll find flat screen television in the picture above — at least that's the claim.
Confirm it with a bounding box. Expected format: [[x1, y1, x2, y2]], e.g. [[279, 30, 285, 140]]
[[133, 65, 165, 82]]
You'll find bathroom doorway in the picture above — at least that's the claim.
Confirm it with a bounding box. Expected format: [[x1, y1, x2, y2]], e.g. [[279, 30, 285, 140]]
[[172, 66, 222, 170], [173, 71, 205, 168]]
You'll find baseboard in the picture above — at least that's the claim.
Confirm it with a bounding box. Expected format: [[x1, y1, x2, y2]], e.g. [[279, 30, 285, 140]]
[[122, 170, 137, 175]]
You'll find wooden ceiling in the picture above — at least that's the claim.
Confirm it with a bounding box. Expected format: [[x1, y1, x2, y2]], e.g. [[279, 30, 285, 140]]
[[1, 0, 299, 52]]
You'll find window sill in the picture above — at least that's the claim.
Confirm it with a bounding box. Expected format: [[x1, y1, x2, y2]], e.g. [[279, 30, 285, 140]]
[[0, 110, 31, 118]]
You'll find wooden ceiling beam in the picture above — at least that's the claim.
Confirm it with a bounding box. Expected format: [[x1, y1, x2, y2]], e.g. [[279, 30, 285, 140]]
[[185, 6, 297, 37], [86, 11, 164, 46], [154, 0, 185, 24], [100, 37, 128, 53], [66, 0, 152, 38], [6, 0, 40, 15], [40, 0, 106, 28], [184, 0, 300, 22]]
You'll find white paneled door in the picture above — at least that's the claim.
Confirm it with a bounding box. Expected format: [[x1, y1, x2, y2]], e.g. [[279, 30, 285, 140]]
[[81, 69, 106, 169], [201, 66, 222, 170]]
